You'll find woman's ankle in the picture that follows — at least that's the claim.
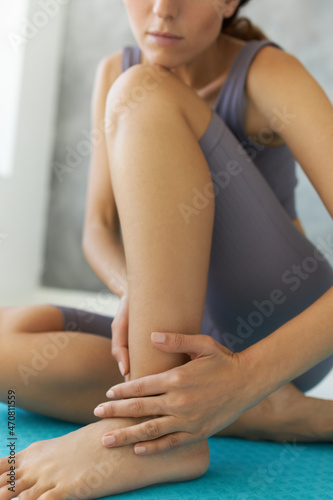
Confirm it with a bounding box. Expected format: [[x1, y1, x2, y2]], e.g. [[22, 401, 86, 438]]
[[188, 439, 210, 479], [170, 439, 210, 481], [100, 416, 210, 480]]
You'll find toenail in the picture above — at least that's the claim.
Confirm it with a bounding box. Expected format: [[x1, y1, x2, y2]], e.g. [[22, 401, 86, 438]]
[[103, 435, 116, 446], [94, 405, 105, 417]]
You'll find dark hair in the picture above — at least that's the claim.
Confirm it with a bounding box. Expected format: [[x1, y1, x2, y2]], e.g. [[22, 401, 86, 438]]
[[221, 0, 268, 41]]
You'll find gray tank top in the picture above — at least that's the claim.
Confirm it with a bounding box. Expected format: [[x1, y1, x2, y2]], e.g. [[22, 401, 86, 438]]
[[122, 40, 298, 219]]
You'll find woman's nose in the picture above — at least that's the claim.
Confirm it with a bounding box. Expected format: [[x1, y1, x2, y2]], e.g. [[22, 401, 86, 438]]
[[152, 0, 179, 20]]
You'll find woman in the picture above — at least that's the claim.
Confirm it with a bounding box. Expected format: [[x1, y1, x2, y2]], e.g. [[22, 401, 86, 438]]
[[0, 0, 333, 498]]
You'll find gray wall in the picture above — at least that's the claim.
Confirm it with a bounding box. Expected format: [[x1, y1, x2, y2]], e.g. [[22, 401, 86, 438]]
[[41, 0, 136, 290], [41, 0, 333, 291]]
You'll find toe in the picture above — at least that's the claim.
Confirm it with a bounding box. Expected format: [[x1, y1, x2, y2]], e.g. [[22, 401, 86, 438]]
[[19, 483, 57, 500], [0, 476, 36, 500], [0, 483, 18, 500], [0, 458, 9, 476], [0, 472, 9, 489], [38, 488, 64, 500]]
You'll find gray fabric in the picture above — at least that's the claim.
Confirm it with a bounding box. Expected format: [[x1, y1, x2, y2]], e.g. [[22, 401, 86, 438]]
[[49, 303, 112, 338], [197, 111, 333, 392], [122, 46, 141, 72], [41, 0, 136, 291], [216, 41, 298, 220]]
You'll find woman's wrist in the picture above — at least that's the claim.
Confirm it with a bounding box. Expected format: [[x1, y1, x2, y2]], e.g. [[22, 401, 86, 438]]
[[239, 343, 282, 410], [240, 286, 333, 409], [230, 348, 272, 413], [83, 225, 129, 298]]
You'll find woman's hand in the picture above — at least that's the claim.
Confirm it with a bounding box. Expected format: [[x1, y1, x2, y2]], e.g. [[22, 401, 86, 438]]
[[94, 332, 256, 455], [110, 292, 130, 377]]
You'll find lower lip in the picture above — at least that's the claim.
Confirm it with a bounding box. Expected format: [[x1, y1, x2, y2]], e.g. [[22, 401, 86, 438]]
[[148, 34, 182, 46]]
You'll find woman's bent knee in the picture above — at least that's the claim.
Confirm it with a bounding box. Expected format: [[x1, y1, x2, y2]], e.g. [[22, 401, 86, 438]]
[[105, 63, 178, 122], [0, 305, 64, 334], [104, 63, 212, 141]]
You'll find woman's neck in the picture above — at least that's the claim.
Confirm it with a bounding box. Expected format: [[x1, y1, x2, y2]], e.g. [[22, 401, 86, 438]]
[[141, 34, 243, 93], [170, 35, 229, 89]]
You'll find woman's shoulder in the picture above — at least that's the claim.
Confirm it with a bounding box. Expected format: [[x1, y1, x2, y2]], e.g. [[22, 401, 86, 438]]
[[243, 43, 306, 145], [246, 43, 303, 104], [248, 43, 310, 105]]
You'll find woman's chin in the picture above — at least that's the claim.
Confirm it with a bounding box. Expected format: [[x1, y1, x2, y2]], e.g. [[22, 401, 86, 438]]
[[140, 46, 182, 69]]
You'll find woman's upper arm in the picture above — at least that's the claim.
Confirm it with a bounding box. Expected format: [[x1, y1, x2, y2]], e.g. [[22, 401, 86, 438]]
[[247, 46, 333, 218], [83, 51, 123, 239]]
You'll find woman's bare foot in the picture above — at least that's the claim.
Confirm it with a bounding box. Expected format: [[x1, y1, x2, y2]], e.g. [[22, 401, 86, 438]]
[[0, 418, 209, 500], [216, 382, 333, 442]]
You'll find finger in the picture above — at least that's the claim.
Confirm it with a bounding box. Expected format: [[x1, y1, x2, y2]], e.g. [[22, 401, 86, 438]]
[[106, 371, 169, 399], [94, 396, 164, 419], [134, 431, 194, 456], [151, 331, 219, 358], [112, 346, 129, 376], [111, 328, 130, 375], [101, 416, 179, 448]]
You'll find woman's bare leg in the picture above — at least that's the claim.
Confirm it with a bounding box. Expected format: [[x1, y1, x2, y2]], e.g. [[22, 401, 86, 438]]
[[0, 64, 214, 499], [0, 305, 124, 424], [1, 306, 332, 443], [106, 68, 215, 382], [215, 380, 333, 442], [1, 306, 332, 447]]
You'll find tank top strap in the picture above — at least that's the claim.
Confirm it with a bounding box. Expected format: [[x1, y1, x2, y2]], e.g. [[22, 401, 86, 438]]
[[122, 46, 142, 72], [215, 40, 283, 138]]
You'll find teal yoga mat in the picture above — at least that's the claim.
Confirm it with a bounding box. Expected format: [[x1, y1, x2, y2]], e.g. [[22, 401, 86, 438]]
[[0, 403, 332, 499]]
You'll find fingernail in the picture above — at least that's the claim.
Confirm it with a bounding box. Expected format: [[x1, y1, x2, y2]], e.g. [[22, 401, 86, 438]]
[[106, 389, 115, 398], [151, 332, 166, 343], [102, 435, 116, 446], [94, 405, 105, 417], [119, 361, 125, 376], [135, 446, 146, 455]]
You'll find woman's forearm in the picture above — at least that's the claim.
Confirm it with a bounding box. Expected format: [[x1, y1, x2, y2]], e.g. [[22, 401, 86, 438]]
[[82, 225, 128, 299], [244, 286, 333, 405]]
